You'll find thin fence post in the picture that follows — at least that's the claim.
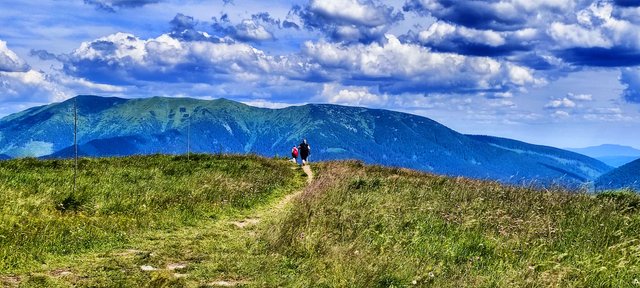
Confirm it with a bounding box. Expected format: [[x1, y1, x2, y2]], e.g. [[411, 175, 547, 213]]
[[73, 97, 78, 194], [187, 113, 190, 161]]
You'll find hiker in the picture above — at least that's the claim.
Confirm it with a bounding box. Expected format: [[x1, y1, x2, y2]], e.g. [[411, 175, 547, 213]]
[[298, 139, 311, 166], [291, 146, 299, 164]]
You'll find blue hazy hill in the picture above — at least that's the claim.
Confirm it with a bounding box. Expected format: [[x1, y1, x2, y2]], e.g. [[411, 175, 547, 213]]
[[0, 154, 10, 160], [47, 133, 184, 158], [567, 144, 640, 167], [595, 158, 640, 191], [0, 95, 613, 187], [567, 144, 640, 158], [467, 135, 612, 184], [594, 156, 640, 168]]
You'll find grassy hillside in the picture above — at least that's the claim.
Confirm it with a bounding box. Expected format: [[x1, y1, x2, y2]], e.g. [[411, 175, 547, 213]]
[[0, 154, 305, 286], [270, 162, 640, 287], [1, 155, 639, 287]]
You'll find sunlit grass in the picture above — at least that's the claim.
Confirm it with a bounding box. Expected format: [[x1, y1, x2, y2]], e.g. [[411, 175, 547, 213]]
[[268, 161, 640, 287], [1, 156, 639, 287], [0, 154, 301, 275]]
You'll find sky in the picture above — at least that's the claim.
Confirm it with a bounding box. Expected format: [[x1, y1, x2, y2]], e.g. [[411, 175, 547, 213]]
[[1, 0, 640, 148]]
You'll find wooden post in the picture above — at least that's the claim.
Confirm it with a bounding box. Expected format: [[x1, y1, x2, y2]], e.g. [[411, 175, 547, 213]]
[[74, 97, 78, 194], [187, 113, 190, 160]]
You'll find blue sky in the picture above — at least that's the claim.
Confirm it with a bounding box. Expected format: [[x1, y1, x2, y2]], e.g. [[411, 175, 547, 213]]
[[1, 0, 640, 148]]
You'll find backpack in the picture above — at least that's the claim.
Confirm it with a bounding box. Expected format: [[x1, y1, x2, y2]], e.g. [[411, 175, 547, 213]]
[[292, 147, 299, 157]]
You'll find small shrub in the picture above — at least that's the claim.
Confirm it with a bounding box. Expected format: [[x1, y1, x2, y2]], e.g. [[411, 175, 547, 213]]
[[56, 193, 85, 212], [148, 270, 184, 288], [348, 178, 382, 190], [376, 274, 405, 287]]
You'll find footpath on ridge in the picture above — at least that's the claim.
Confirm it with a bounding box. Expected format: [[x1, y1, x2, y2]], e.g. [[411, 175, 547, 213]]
[[212, 163, 314, 286], [232, 163, 313, 228]]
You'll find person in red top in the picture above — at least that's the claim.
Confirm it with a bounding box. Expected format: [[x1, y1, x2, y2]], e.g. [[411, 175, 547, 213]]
[[291, 146, 299, 164]]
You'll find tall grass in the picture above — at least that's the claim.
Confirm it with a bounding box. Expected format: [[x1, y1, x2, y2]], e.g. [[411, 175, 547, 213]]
[[2, 156, 639, 287], [0, 154, 298, 273], [267, 161, 640, 287]]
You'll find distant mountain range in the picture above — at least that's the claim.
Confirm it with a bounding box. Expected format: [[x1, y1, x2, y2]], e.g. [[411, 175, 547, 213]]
[[468, 135, 611, 184], [0, 154, 10, 160], [566, 144, 640, 167], [593, 156, 640, 168], [0, 95, 615, 187], [595, 158, 640, 191]]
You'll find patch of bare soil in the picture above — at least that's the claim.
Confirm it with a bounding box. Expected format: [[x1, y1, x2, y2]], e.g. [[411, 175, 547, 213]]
[[230, 218, 260, 228]]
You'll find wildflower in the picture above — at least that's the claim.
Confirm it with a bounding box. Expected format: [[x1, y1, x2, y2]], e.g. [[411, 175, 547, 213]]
[[633, 278, 639, 286], [429, 272, 435, 278], [412, 280, 417, 285]]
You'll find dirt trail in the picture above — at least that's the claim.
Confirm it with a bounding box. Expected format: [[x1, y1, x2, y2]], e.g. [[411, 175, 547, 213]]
[[218, 164, 314, 286], [232, 164, 313, 228], [302, 164, 314, 183], [273, 164, 313, 211]]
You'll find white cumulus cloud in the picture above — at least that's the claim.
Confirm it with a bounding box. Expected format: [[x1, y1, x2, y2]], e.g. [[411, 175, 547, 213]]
[[304, 34, 542, 93], [0, 40, 30, 72], [548, 22, 612, 48], [545, 97, 576, 109], [0, 38, 130, 114], [319, 83, 389, 106], [548, 2, 640, 50], [567, 92, 593, 101], [235, 20, 274, 41], [309, 0, 396, 26], [65, 32, 302, 84], [418, 22, 507, 47]]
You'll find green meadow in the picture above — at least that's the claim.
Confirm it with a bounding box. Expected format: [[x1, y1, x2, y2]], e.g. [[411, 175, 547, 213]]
[[0, 155, 639, 287]]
